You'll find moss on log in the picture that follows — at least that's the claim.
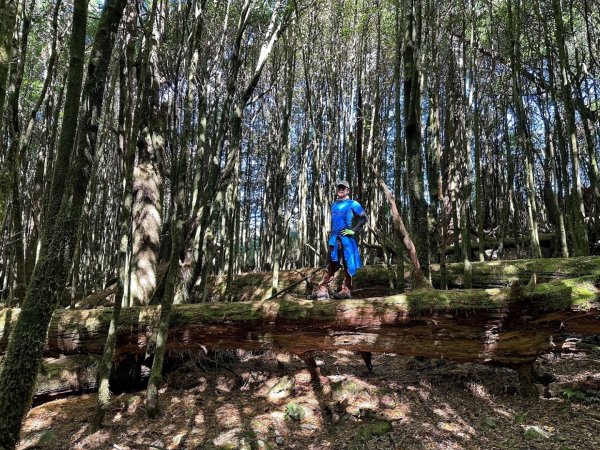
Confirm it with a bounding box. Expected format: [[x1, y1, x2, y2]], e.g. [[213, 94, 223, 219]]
[[1, 276, 598, 366], [33, 355, 99, 403], [203, 256, 600, 300], [67, 257, 600, 305], [433, 255, 600, 288], [443, 232, 557, 255]]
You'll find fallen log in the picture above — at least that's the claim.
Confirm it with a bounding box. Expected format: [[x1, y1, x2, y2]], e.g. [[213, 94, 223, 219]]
[[33, 355, 99, 404], [1, 276, 598, 365], [64, 257, 600, 306], [203, 256, 600, 300], [30, 354, 150, 405], [443, 232, 557, 256], [431, 255, 600, 288]]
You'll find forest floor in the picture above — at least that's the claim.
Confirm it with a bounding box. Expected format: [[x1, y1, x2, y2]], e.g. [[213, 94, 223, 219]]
[[18, 343, 600, 449]]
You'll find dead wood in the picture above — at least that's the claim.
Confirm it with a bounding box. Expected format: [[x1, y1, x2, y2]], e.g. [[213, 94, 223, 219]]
[[1, 276, 598, 366]]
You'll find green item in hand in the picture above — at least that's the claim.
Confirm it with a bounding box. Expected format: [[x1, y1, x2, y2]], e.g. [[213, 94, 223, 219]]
[[341, 229, 355, 236]]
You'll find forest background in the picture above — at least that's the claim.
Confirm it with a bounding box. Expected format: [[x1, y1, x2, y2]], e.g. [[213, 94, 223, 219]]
[[0, 0, 599, 447]]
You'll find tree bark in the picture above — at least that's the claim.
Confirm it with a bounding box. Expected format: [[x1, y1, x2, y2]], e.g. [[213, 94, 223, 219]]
[[372, 170, 430, 289], [507, 0, 542, 259], [129, 18, 164, 306], [0, 0, 126, 445], [94, 1, 150, 427], [0, 0, 89, 445], [404, 0, 429, 278], [0, 0, 17, 160], [552, 0, 589, 256], [393, 0, 405, 292], [145, 0, 208, 418], [271, 39, 295, 296]]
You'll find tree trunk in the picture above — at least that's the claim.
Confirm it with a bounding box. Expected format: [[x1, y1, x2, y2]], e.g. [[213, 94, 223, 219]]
[[271, 40, 295, 296], [372, 170, 430, 289], [552, 0, 589, 256], [0, 0, 126, 445], [393, 0, 405, 292], [129, 55, 164, 307], [0, 0, 17, 161], [507, 0, 542, 259], [404, 0, 429, 278], [0, 0, 89, 445], [94, 0, 150, 427], [146, 0, 208, 418]]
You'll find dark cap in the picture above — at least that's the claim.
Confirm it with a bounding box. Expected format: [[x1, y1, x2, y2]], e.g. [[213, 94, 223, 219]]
[[335, 180, 350, 189]]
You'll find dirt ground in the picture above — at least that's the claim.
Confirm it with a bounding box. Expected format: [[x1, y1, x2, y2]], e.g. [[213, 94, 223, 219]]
[[17, 346, 600, 450]]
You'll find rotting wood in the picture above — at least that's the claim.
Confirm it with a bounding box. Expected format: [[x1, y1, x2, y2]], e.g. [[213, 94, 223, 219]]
[[1, 276, 598, 366], [30, 354, 147, 405], [33, 355, 99, 404]]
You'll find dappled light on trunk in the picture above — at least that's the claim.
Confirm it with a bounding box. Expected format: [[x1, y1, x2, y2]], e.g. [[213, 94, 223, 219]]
[[129, 161, 162, 307]]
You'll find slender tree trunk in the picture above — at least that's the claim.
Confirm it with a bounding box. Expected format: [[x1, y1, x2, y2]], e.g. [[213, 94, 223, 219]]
[[146, 0, 207, 417], [369, 162, 430, 289], [272, 40, 295, 296], [575, 78, 600, 231], [393, 0, 405, 292], [552, 0, 589, 255], [532, 6, 569, 259], [0, 0, 126, 445], [473, 75, 485, 262], [404, 0, 429, 278], [428, 8, 446, 288], [2, 0, 33, 304], [459, 9, 474, 285], [0, 0, 18, 156], [93, 2, 146, 427], [507, 0, 542, 259]]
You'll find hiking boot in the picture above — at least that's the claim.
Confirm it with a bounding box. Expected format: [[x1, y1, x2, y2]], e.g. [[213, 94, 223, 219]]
[[316, 284, 330, 300], [315, 274, 332, 300], [333, 283, 352, 299]]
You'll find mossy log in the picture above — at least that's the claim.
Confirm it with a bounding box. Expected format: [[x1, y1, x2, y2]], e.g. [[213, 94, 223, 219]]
[[204, 256, 600, 300], [1, 276, 598, 366], [443, 232, 557, 255], [431, 255, 600, 288], [33, 355, 99, 404], [29, 354, 147, 404], [69, 256, 600, 305]]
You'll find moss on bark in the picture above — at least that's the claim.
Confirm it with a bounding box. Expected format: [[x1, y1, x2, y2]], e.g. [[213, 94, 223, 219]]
[[1, 275, 597, 372], [203, 256, 600, 300]]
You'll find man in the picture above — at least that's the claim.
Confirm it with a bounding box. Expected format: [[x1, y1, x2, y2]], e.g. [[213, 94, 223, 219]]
[[316, 180, 367, 299]]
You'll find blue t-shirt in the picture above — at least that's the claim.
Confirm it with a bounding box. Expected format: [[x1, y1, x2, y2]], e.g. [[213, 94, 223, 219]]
[[328, 198, 365, 273], [330, 198, 365, 239]]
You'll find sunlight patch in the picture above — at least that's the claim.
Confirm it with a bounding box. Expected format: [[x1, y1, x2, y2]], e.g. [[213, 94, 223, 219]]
[[216, 403, 242, 428]]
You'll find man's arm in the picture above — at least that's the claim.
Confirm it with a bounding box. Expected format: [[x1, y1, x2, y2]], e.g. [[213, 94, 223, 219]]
[[341, 201, 367, 236], [351, 211, 368, 233]]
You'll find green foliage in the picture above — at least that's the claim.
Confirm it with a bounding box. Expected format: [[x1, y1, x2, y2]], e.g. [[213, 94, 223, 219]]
[[483, 417, 497, 428], [561, 388, 600, 404], [351, 420, 392, 448], [285, 401, 305, 421], [513, 412, 528, 424]]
